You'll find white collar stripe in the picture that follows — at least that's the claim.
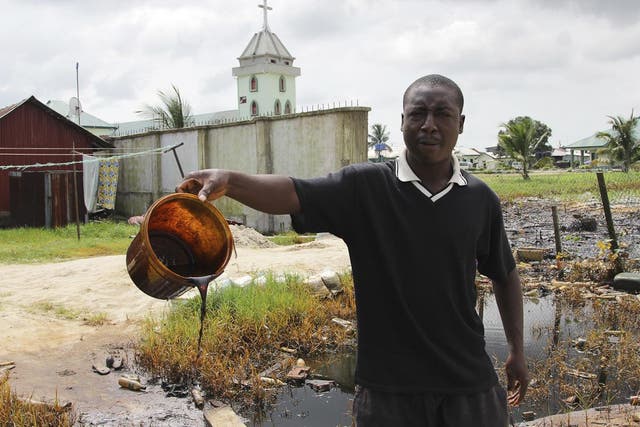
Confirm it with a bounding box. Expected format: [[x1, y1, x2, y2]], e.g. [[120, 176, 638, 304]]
[[395, 148, 467, 201]]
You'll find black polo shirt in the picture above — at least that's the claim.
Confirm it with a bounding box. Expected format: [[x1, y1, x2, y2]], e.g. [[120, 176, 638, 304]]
[[290, 153, 515, 393]]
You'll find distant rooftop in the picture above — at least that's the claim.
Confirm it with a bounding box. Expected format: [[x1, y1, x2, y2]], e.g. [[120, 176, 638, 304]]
[[46, 99, 116, 130], [112, 110, 241, 137], [564, 121, 639, 150]]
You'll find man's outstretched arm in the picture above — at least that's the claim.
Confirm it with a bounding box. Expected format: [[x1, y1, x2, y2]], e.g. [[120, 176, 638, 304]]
[[176, 169, 301, 215], [492, 268, 529, 406]]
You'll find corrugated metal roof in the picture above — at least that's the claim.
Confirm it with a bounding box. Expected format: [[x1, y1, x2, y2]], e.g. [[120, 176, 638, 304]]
[[564, 133, 609, 150], [0, 96, 112, 148], [45, 100, 116, 129], [0, 101, 20, 120], [565, 121, 639, 150]]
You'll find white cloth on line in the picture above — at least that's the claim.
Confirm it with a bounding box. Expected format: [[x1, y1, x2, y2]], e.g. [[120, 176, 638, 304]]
[[82, 154, 99, 213]]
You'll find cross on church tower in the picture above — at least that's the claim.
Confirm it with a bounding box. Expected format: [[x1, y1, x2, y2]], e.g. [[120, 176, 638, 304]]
[[258, 0, 272, 31]]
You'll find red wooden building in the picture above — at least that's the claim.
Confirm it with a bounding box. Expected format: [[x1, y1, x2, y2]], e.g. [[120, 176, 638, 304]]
[[0, 96, 112, 227]]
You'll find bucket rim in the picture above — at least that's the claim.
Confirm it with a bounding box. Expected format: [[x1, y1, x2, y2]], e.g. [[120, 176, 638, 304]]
[[140, 192, 234, 280]]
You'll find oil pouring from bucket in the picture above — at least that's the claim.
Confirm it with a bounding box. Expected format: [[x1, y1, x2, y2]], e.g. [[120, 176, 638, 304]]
[[126, 193, 234, 356]]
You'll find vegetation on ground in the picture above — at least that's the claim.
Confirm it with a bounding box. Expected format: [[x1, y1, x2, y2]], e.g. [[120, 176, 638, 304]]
[[477, 171, 640, 201], [267, 231, 315, 246], [0, 220, 138, 264], [0, 373, 76, 426], [136, 273, 355, 407]]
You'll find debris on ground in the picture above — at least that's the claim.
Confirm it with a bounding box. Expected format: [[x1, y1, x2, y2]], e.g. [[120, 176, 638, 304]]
[[320, 269, 343, 294], [229, 225, 277, 249], [306, 379, 335, 392], [567, 215, 598, 232], [516, 247, 546, 262], [204, 405, 246, 427], [286, 366, 311, 381], [118, 376, 146, 391], [260, 376, 286, 386], [91, 364, 110, 375], [191, 387, 205, 409], [613, 272, 640, 292], [331, 317, 354, 330], [162, 381, 189, 398]]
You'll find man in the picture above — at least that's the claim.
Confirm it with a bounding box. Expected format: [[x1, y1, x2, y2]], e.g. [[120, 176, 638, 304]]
[[177, 74, 528, 426]]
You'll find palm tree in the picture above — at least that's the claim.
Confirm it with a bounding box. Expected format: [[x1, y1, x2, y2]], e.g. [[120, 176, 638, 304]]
[[368, 124, 392, 161], [596, 111, 640, 172], [138, 84, 193, 129], [498, 117, 548, 180]]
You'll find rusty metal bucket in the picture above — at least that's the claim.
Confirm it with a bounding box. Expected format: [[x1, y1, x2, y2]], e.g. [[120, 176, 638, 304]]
[[126, 193, 234, 300]]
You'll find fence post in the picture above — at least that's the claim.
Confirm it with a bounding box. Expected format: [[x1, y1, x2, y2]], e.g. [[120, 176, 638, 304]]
[[596, 172, 618, 252], [551, 206, 562, 254]]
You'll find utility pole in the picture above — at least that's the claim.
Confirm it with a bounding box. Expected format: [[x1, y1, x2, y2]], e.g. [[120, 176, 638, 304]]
[[72, 62, 81, 240]]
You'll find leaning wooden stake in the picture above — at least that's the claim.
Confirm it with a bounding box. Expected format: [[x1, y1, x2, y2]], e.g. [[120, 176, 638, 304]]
[[551, 206, 562, 254], [596, 172, 618, 251]]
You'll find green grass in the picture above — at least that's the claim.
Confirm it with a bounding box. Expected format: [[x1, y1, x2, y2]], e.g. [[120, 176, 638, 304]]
[[29, 302, 81, 320], [267, 231, 315, 246], [0, 220, 139, 264], [477, 170, 640, 202], [83, 312, 110, 326], [137, 273, 356, 401]]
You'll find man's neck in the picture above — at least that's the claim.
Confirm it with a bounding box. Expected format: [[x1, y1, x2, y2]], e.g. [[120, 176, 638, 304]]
[[406, 153, 453, 194]]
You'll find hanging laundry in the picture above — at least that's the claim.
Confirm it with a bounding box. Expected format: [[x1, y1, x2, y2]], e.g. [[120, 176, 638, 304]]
[[97, 158, 119, 210], [82, 155, 99, 213]]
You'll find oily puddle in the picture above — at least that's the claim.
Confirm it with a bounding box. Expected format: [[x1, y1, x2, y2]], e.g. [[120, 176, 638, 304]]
[[244, 293, 640, 425]]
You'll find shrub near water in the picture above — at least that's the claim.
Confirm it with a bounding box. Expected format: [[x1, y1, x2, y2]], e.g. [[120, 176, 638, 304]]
[[137, 273, 355, 403]]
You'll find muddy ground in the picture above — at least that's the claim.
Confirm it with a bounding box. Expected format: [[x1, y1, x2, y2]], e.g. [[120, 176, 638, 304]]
[[0, 199, 638, 426]]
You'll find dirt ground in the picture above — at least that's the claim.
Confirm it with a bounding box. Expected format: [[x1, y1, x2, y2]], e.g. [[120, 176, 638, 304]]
[[0, 234, 349, 425], [1, 222, 639, 426]]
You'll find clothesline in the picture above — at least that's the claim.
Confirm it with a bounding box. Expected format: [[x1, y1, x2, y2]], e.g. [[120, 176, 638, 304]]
[[0, 143, 182, 171]]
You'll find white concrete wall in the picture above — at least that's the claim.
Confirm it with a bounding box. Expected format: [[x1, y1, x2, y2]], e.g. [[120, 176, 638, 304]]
[[160, 130, 199, 192], [112, 107, 369, 232]]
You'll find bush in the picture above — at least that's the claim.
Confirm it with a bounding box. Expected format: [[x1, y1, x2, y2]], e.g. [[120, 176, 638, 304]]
[[532, 157, 554, 169]]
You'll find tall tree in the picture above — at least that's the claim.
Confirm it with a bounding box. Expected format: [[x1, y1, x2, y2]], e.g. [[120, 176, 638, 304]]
[[368, 123, 392, 161], [498, 116, 549, 179], [498, 116, 552, 158], [138, 84, 193, 129], [596, 111, 640, 172]]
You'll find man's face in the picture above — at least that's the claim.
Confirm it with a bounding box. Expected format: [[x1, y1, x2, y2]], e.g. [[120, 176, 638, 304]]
[[401, 84, 465, 166]]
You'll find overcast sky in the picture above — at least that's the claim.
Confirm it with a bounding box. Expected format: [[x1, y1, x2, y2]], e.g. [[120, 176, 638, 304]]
[[1, 0, 639, 151]]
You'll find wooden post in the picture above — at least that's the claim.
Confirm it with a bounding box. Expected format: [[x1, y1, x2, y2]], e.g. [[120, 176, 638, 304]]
[[551, 206, 562, 254], [596, 172, 618, 252]]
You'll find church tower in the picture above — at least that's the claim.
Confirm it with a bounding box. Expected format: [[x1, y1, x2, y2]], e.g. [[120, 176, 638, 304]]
[[232, 0, 300, 118]]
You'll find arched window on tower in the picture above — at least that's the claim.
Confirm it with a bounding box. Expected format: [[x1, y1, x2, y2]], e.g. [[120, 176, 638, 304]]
[[284, 100, 291, 114], [279, 76, 286, 92], [250, 76, 258, 92], [274, 100, 281, 115], [251, 101, 259, 116]]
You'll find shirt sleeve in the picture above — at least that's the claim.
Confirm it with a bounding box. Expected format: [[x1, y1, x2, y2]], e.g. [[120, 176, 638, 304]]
[[476, 190, 516, 282], [290, 166, 359, 240]]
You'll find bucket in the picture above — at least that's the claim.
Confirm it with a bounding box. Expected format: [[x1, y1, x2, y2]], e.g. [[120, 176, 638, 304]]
[[126, 193, 234, 300]]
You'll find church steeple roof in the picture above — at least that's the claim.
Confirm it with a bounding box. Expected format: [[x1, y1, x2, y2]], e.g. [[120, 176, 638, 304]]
[[237, 0, 295, 64], [239, 29, 294, 61]]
